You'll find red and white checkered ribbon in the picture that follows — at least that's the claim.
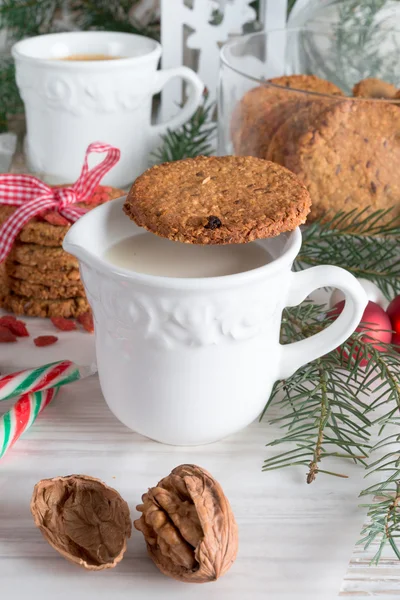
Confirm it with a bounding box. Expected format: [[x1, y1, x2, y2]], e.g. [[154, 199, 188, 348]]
[[0, 142, 120, 263]]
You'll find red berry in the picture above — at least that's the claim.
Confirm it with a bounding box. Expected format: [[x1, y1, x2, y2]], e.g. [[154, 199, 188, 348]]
[[330, 300, 392, 366], [51, 317, 77, 331], [42, 211, 70, 226], [0, 316, 29, 337], [0, 325, 17, 342], [0, 315, 17, 324], [34, 335, 58, 347], [88, 185, 115, 206], [77, 312, 94, 333]]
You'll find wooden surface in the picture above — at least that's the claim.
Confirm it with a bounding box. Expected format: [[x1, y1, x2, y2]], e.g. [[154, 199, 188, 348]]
[[342, 547, 400, 597], [0, 315, 399, 599]]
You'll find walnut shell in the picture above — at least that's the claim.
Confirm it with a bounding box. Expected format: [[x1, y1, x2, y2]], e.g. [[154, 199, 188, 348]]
[[134, 464, 238, 583], [31, 474, 132, 570]]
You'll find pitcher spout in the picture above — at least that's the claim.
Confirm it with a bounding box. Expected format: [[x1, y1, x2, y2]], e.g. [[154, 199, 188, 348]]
[[63, 229, 88, 264], [62, 208, 97, 264], [62, 195, 138, 267]]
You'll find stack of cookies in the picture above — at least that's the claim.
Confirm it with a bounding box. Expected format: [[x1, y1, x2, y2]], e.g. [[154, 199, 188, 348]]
[[232, 74, 400, 223], [0, 185, 124, 318]]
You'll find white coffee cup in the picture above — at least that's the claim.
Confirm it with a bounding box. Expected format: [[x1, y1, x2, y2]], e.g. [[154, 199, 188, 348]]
[[12, 31, 204, 187], [63, 197, 368, 446]]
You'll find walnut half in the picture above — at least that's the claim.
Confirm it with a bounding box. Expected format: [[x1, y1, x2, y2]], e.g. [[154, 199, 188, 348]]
[[31, 474, 132, 570], [134, 464, 238, 583]]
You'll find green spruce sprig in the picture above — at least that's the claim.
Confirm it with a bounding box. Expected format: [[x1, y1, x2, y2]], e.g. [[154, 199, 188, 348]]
[[73, 0, 160, 38], [263, 327, 400, 482], [152, 95, 216, 164], [359, 429, 400, 564], [298, 0, 399, 93], [296, 208, 400, 299], [263, 306, 400, 559], [357, 342, 400, 563], [262, 206, 400, 562], [262, 303, 380, 482], [0, 56, 23, 132], [0, 0, 64, 39], [0, 0, 66, 130]]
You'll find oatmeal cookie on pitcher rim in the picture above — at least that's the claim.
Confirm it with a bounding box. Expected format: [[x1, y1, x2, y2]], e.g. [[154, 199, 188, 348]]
[[124, 155, 311, 244]]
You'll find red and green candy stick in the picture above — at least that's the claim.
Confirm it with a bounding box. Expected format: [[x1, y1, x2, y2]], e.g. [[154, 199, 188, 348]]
[[0, 359, 96, 402], [0, 388, 59, 459]]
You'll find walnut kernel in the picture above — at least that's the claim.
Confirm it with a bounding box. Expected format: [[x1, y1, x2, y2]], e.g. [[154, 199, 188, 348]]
[[134, 464, 238, 583]]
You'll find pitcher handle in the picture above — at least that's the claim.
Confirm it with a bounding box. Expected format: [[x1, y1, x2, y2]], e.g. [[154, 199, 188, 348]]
[[278, 266, 368, 380], [151, 67, 204, 138]]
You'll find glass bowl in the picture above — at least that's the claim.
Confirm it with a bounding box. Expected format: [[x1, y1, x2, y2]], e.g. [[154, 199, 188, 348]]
[[218, 29, 400, 223]]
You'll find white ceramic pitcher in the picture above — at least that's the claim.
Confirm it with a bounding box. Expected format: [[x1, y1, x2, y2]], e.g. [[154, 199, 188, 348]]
[[63, 197, 367, 446]]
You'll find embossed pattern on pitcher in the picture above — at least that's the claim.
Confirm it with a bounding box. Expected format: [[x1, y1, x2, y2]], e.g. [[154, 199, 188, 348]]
[[81, 267, 274, 349]]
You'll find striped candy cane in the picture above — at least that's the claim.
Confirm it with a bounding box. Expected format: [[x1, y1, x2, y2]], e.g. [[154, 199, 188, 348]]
[[0, 360, 96, 402], [0, 388, 59, 459]]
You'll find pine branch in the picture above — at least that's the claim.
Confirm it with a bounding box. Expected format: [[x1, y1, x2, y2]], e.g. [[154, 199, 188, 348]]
[[262, 304, 375, 483], [287, 0, 297, 15], [299, 0, 398, 93], [296, 208, 400, 299], [306, 365, 329, 484], [152, 95, 216, 164], [0, 0, 64, 39], [73, 0, 160, 38], [359, 431, 400, 564], [262, 295, 400, 559], [355, 345, 400, 562], [362, 345, 400, 428], [0, 0, 65, 129], [0, 57, 23, 132]]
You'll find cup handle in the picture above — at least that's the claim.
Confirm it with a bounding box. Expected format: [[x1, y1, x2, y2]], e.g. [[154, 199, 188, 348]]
[[278, 266, 368, 380], [151, 67, 204, 138]]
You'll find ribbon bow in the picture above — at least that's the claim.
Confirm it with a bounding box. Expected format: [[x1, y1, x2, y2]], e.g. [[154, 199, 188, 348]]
[[0, 142, 120, 263]]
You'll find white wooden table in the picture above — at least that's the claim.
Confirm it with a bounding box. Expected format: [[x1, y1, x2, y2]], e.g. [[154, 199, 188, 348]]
[[0, 315, 399, 599]]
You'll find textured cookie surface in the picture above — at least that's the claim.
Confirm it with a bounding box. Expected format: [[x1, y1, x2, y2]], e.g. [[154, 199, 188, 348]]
[[0, 263, 8, 301], [353, 78, 397, 99], [2, 294, 90, 318], [231, 85, 298, 157], [269, 75, 344, 96], [0, 210, 67, 247], [124, 156, 311, 244], [232, 75, 344, 157], [9, 277, 85, 300], [7, 262, 80, 286], [267, 101, 340, 165], [281, 100, 400, 221], [9, 243, 79, 271], [0, 185, 124, 247]]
